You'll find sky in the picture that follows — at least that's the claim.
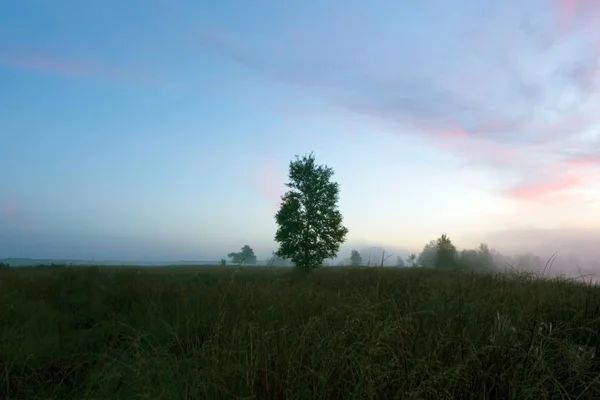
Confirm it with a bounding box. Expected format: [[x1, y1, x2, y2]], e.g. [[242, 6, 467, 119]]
[[1, 0, 600, 263]]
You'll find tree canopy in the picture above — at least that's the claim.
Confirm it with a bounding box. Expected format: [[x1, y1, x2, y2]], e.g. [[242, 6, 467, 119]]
[[227, 245, 257, 265], [274, 153, 348, 269], [350, 250, 362, 266]]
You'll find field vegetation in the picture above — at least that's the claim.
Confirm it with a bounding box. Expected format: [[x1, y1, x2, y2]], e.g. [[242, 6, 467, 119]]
[[2, 264, 600, 399]]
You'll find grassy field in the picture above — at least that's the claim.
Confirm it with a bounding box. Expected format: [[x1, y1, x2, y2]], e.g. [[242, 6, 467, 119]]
[[1, 265, 600, 399]]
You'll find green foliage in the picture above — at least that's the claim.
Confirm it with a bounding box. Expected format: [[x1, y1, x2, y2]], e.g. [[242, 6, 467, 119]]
[[459, 249, 478, 268], [477, 243, 494, 267], [435, 234, 457, 269], [415, 235, 502, 272], [227, 245, 257, 265], [417, 239, 438, 267], [416, 235, 460, 269], [2, 265, 600, 398], [350, 250, 362, 266], [219, 259, 226, 266], [458, 243, 496, 271], [274, 153, 348, 269]]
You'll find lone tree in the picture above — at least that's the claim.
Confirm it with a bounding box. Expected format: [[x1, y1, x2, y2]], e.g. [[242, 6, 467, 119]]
[[274, 153, 349, 269], [350, 250, 362, 266], [227, 245, 257, 265]]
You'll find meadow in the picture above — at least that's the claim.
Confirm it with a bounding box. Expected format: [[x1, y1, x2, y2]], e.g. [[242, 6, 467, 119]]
[[1, 264, 600, 399]]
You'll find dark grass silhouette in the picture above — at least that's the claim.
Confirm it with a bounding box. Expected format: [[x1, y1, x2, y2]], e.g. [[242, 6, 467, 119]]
[[1, 265, 600, 399]]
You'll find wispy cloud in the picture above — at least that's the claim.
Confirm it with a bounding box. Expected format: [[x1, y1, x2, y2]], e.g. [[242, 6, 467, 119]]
[[0, 52, 169, 87], [200, 0, 600, 204], [507, 175, 581, 202]]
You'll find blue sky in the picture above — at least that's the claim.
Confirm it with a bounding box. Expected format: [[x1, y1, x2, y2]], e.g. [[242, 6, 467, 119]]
[[1, 0, 600, 262]]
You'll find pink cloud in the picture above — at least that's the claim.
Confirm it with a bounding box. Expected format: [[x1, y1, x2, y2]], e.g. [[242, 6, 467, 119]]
[[446, 129, 468, 138], [556, 0, 578, 29], [503, 153, 600, 203], [337, 99, 599, 203], [566, 158, 600, 168], [0, 52, 168, 87], [507, 175, 581, 202], [343, 102, 598, 203], [343, 102, 533, 169], [554, 0, 600, 36]]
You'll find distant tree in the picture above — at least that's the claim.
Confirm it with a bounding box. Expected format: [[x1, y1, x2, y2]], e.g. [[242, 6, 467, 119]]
[[490, 248, 506, 266], [274, 153, 349, 269], [418, 240, 438, 268], [435, 234, 457, 269], [458, 249, 479, 269], [477, 243, 494, 269], [457, 244, 501, 271], [227, 245, 257, 265], [407, 254, 417, 267], [350, 250, 362, 266], [219, 259, 226, 266], [396, 256, 406, 267]]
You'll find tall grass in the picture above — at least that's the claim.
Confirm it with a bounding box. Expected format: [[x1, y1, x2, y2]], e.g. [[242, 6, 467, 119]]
[[1, 265, 600, 399]]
